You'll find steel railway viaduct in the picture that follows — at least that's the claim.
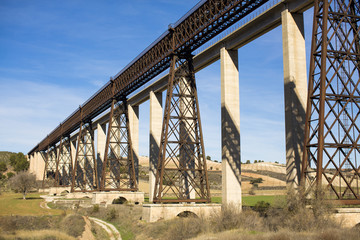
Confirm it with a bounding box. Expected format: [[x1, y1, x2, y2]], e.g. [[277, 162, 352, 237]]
[[27, 0, 360, 220]]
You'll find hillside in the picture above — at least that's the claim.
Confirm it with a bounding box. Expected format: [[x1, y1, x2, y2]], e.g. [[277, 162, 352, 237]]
[[0, 151, 14, 164], [138, 156, 287, 196]]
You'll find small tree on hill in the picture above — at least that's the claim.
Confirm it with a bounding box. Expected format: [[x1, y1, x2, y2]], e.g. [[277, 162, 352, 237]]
[[0, 162, 7, 172], [9, 171, 36, 199], [10, 152, 29, 172]]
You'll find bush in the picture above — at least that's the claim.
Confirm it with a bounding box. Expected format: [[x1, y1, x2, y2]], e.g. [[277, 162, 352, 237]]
[[210, 204, 264, 232], [7, 171, 15, 179], [164, 217, 202, 240], [254, 201, 270, 217], [91, 204, 99, 213], [0, 162, 7, 172], [250, 178, 263, 185], [106, 208, 117, 221], [60, 214, 85, 237]]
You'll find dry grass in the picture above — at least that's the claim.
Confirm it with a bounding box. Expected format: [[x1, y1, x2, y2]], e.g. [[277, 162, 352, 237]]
[[134, 189, 360, 240], [0, 229, 76, 240]]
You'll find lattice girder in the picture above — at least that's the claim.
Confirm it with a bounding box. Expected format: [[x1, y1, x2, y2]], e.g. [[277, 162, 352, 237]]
[[302, 0, 360, 204], [153, 54, 210, 203], [71, 122, 98, 192], [100, 98, 137, 191], [55, 137, 73, 187]]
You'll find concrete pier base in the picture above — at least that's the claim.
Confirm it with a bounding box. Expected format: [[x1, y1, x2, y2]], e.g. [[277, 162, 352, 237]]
[[91, 191, 145, 205], [142, 204, 221, 222], [333, 208, 360, 228], [49, 187, 71, 196], [66, 192, 94, 199]]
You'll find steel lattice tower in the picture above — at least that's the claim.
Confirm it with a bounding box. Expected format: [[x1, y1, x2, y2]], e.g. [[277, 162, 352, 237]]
[[153, 53, 210, 203], [302, 0, 360, 204], [100, 98, 137, 191], [71, 122, 98, 192], [55, 136, 73, 187]]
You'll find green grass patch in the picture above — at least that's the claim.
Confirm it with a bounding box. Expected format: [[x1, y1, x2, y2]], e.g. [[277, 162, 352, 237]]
[[0, 192, 64, 216], [211, 196, 222, 203], [242, 195, 285, 207]]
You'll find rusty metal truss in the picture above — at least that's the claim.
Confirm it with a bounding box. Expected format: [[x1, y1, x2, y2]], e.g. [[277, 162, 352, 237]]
[[302, 0, 360, 204], [71, 122, 98, 192], [153, 54, 210, 203], [55, 136, 73, 187], [42, 145, 57, 186], [29, 0, 268, 156], [100, 98, 138, 191]]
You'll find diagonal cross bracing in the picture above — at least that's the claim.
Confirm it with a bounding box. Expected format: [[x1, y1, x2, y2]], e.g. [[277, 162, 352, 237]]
[[55, 136, 73, 187], [71, 122, 98, 192], [30, 0, 270, 154], [100, 98, 138, 191], [153, 54, 210, 203], [302, 0, 360, 204]]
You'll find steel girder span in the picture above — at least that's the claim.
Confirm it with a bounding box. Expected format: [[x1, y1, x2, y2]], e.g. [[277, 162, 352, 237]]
[[28, 0, 269, 155]]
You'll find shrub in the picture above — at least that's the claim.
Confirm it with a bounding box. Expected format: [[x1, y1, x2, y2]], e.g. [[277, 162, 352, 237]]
[[0, 162, 7, 172], [7, 171, 15, 179], [254, 201, 271, 217], [106, 208, 117, 221], [250, 178, 263, 185], [91, 204, 99, 213], [164, 217, 202, 240], [60, 214, 85, 237]]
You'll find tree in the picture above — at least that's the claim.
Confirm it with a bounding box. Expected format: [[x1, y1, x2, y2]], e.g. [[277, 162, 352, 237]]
[[10, 153, 29, 172], [206, 156, 211, 160], [0, 162, 7, 172], [250, 178, 263, 185], [9, 172, 36, 199], [7, 172, 15, 179], [245, 160, 251, 164]]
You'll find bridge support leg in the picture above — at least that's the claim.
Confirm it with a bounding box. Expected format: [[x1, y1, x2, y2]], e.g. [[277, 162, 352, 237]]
[[129, 104, 139, 183], [97, 123, 107, 184], [149, 90, 162, 202], [281, 9, 307, 190], [220, 47, 242, 206], [36, 151, 45, 181]]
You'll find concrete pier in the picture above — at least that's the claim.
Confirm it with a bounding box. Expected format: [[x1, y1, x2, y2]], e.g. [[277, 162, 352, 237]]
[[281, 9, 307, 189], [220, 47, 242, 206], [97, 123, 106, 163], [149, 90, 162, 202], [129, 104, 140, 182], [142, 203, 221, 222], [92, 191, 144, 205]]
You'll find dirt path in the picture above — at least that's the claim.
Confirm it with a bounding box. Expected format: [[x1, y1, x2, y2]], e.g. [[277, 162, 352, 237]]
[[89, 217, 122, 240], [39, 201, 50, 209], [80, 216, 96, 240]]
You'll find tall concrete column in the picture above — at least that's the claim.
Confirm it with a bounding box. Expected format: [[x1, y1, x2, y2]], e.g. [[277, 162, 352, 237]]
[[220, 47, 242, 206], [149, 90, 162, 202], [179, 77, 196, 200], [36, 151, 45, 181], [71, 138, 77, 168], [97, 123, 107, 161], [97, 123, 107, 182], [281, 9, 307, 190], [28, 154, 34, 174], [128, 104, 139, 183]]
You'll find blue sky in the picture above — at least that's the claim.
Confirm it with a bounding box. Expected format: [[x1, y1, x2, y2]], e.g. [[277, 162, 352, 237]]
[[0, 0, 314, 163]]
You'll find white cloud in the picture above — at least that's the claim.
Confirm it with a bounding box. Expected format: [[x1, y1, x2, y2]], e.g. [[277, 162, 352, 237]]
[[0, 80, 89, 153]]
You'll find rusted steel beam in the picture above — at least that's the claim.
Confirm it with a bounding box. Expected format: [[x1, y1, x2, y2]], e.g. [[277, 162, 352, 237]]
[[30, 0, 269, 154], [302, 0, 360, 204]]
